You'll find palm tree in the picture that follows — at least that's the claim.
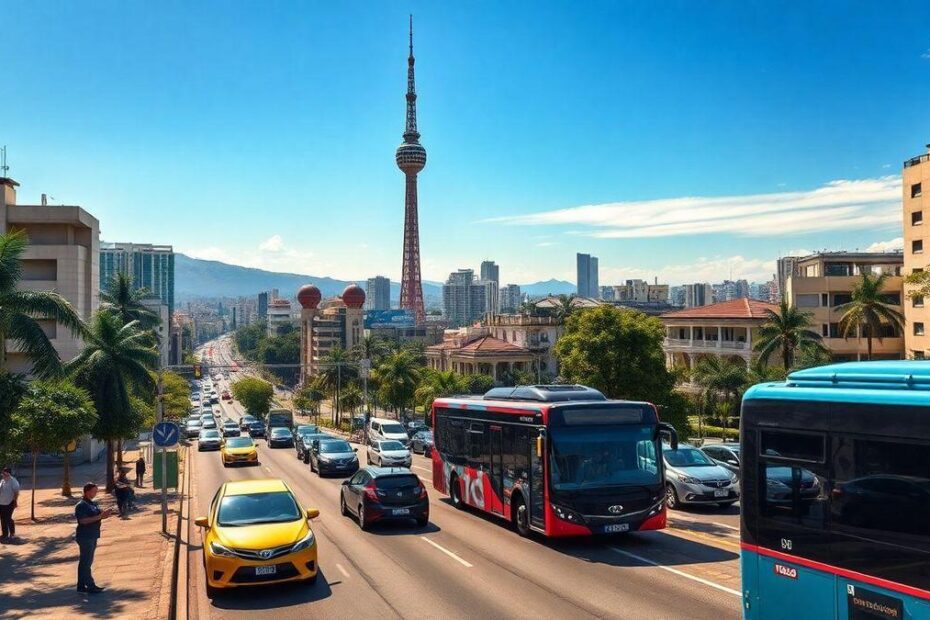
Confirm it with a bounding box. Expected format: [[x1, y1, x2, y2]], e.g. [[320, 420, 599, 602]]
[[339, 383, 364, 416], [692, 356, 748, 437], [353, 334, 388, 365], [0, 230, 85, 377], [373, 351, 421, 420], [317, 348, 357, 426], [746, 358, 786, 386], [67, 311, 158, 491], [754, 299, 825, 369], [414, 370, 466, 414], [552, 294, 578, 323], [836, 272, 905, 361], [100, 273, 160, 330]]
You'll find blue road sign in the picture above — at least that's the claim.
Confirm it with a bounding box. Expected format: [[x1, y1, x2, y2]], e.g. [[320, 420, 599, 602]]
[[153, 421, 180, 448]]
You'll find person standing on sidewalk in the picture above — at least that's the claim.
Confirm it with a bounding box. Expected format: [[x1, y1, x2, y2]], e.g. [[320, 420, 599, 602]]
[[135, 456, 146, 487], [74, 482, 113, 594], [0, 468, 20, 542]]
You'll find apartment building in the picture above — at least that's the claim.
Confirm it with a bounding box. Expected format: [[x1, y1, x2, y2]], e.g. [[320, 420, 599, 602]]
[[904, 145, 930, 358], [1, 178, 100, 372], [784, 252, 904, 361]]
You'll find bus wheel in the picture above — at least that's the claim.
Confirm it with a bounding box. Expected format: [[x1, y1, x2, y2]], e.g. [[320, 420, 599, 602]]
[[449, 475, 464, 509], [665, 485, 679, 510], [513, 496, 530, 537]]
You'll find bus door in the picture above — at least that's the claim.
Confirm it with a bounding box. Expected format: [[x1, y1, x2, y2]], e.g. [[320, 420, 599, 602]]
[[529, 427, 545, 530], [489, 426, 503, 515]]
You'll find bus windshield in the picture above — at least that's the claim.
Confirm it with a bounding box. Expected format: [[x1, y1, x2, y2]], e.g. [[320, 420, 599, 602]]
[[549, 426, 660, 490]]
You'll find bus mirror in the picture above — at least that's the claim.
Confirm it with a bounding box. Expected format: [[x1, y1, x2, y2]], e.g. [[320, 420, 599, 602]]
[[658, 422, 679, 450]]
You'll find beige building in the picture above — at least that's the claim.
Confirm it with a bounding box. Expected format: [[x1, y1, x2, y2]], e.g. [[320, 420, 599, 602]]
[[1, 178, 99, 373], [486, 314, 562, 379], [784, 252, 904, 361], [904, 144, 930, 358], [426, 331, 535, 381], [661, 298, 777, 370]]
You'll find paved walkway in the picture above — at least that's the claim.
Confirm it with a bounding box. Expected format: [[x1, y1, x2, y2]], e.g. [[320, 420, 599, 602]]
[[0, 446, 181, 619]]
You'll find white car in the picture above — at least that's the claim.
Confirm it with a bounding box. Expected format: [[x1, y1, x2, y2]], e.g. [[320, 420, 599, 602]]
[[367, 440, 412, 468], [368, 418, 411, 447]]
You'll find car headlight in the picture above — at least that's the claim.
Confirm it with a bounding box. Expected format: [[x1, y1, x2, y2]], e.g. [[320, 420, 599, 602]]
[[728, 472, 739, 483], [210, 541, 237, 558], [290, 530, 316, 553], [678, 475, 699, 484], [318, 455, 332, 463], [551, 503, 585, 524]]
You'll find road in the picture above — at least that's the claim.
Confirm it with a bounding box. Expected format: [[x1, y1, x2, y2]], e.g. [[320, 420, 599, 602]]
[[187, 339, 742, 619]]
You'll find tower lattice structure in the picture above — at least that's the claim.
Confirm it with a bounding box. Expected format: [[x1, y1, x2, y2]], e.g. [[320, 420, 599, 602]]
[[395, 15, 427, 324]]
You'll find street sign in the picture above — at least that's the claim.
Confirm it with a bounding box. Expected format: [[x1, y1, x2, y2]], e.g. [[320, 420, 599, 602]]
[[153, 421, 180, 448]]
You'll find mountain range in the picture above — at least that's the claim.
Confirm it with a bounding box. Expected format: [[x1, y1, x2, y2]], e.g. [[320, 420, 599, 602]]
[[175, 254, 575, 302]]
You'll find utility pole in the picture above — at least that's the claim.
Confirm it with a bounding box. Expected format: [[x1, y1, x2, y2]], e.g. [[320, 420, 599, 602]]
[[157, 373, 167, 534]]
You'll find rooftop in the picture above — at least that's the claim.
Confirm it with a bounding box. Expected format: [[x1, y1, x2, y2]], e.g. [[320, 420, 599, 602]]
[[660, 298, 777, 320], [427, 334, 531, 355]]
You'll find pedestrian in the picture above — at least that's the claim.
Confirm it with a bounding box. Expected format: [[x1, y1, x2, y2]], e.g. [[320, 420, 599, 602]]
[[114, 469, 135, 516], [0, 467, 20, 542], [135, 455, 146, 487], [74, 482, 113, 594]]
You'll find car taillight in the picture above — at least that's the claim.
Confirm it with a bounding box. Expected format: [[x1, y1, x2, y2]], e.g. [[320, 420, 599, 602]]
[[364, 483, 379, 502], [418, 481, 428, 499]]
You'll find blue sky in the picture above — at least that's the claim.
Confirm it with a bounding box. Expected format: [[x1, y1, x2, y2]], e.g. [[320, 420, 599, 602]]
[[3, 2, 930, 286]]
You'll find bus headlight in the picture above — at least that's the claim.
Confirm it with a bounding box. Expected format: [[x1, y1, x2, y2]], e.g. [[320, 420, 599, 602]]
[[551, 503, 585, 524]]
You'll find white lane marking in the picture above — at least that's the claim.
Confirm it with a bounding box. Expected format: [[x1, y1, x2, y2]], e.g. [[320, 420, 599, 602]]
[[423, 537, 473, 568], [335, 563, 350, 578], [712, 522, 740, 531], [264, 466, 272, 473], [608, 546, 740, 597]]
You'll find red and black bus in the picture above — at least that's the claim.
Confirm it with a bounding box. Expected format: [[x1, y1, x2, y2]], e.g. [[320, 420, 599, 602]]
[[431, 385, 678, 537]]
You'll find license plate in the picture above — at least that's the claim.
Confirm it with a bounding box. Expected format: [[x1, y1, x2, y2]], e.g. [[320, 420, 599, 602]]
[[254, 565, 277, 576], [392, 508, 410, 516], [604, 523, 630, 533], [714, 489, 729, 498]]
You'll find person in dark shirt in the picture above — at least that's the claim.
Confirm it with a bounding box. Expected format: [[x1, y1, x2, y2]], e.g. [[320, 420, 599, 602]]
[[74, 482, 113, 594], [135, 456, 146, 487]]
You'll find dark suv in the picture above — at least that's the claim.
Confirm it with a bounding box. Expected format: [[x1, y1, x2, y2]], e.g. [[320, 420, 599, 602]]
[[340, 467, 429, 530], [310, 438, 359, 476]]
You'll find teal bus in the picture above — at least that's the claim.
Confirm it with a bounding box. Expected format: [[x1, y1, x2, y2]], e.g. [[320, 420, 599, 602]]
[[741, 362, 930, 619]]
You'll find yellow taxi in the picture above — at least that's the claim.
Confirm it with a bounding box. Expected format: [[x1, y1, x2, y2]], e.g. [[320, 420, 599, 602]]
[[195, 479, 320, 596], [220, 435, 259, 467]]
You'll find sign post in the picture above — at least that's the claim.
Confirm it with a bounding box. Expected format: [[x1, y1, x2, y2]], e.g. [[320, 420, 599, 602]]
[[360, 359, 371, 444], [152, 374, 179, 534]]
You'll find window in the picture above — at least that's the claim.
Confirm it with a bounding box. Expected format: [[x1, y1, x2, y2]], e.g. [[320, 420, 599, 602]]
[[824, 263, 852, 276], [880, 292, 901, 306], [914, 295, 925, 308], [913, 239, 924, 254], [820, 293, 829, 306], [796, 294, 819, 308], [466, 422, 488, 468], [912, 182, 923, 198], [914, 350, 926, 360], [832, 293, 852, 307], [913, 210, 924, 226], [760, 430, 825, 463], [821, 324, 829, 337], [829, 323, 841, 338], [915, 322, 925, 336]]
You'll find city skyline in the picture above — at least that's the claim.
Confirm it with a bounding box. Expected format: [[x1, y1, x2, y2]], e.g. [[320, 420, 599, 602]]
[[3, 3, 929, 285]]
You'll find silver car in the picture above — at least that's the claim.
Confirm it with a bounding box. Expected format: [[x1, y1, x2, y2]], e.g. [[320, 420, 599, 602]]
[[663, 444, 739, 509], [367, 440, 412, 468], [197, 429, 222, 451]]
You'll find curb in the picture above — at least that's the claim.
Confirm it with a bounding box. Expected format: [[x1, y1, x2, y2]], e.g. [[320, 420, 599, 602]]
[[170, 445, 191, 620]]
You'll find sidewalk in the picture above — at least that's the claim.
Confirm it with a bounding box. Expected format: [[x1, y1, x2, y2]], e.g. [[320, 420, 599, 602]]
[[0, 446, 182, 619]]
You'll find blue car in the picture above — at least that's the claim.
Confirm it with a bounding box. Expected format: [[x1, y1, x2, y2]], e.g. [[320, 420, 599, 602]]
[[248, 420, 266, 438]]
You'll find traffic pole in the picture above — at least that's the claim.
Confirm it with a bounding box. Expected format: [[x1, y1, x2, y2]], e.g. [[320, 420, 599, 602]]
[[157, 372, 167, 534]]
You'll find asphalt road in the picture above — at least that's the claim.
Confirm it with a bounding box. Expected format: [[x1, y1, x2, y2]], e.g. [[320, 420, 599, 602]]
[[187, 339, 743, 619]]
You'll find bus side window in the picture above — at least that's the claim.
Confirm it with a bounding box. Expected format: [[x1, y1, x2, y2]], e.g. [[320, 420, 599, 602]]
[[467, 422, 488, 470]]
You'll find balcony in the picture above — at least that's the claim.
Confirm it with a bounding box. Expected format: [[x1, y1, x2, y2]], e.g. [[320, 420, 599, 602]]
[[664, 338, 748, 352]]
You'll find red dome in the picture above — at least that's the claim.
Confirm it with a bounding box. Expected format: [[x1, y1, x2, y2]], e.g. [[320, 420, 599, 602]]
[[341, 284, 366, 309], [296, 284, 321, 309]]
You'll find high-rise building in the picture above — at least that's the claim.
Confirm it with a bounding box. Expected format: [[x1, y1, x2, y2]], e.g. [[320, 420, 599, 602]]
[[298, 284, 365, 382], [684, 283, 713, 308], [480, 260, 500, 286], [1, 177, 100, 373], [442, 269, 489, 327], [258, 292, 269, 319], [499, 284, 522, 313], [366, 276, 391, 311], [100, 242, 175, 318], [903, 144, 930, 358], [478, 278, 499, 315], [576, 253, 599, 298], [396, 17, 427, 324]]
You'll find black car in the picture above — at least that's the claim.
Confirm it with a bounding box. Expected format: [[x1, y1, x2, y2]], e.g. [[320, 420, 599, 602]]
[[410, 430, 433, 456], [221, 421, 240, 438], [406, 421, 428, 438], [267, 427, 294, 448], [239, 415, 257, 432], [296, 432, 331, 463], [293, 424, 319, 438], [310, 439, 359, 476], [247, 420, 266, 438], [340, 467, 429, 530]]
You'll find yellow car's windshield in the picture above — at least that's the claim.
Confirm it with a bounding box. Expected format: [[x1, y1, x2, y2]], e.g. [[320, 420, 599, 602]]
[[218, 492, 301, 526], [225, 438, 254, 449]]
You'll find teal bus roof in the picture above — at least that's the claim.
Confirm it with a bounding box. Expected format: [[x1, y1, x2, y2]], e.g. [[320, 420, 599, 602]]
[[743, 361, 930, 407]]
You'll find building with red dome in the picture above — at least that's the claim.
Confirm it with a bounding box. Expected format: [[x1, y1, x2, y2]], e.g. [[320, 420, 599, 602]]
[[298, 284, 365, 383]]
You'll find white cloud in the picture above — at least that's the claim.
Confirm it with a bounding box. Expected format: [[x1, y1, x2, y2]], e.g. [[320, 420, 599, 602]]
[[535, 241, 560, 247], [601, 255, 776, 286], [922, 49, 930, 59], [258, 234, 285, 252], [485, 177, 902, 239], [866, 237, 903, 252]]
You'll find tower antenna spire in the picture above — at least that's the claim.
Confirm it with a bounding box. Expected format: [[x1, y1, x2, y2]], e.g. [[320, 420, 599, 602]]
[[409, 14, 413, 57]]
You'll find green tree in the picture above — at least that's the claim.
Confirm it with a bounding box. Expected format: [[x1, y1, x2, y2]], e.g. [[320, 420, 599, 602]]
[[100, 273, 160, 332], [753, 299, 826, 369], [0, 230, 85, 377], [339, 383, 364, 415], [159, 371, 192, 420], [692, 356, 748, 436], [293, 381, 326, 421], [0, 371, 27, 466], [414, 369, 467, 413], [373, 351, 421, 418], [791, 341, 833, 371], [552, 294, 579, 322], [317, 348, 357, 425], [746, 358, 786, 386], [837, 272, 905, 361], [554, 306, 675, 403], [12, 380, 97, 515], [67, 311, 158, 491], [353, 334, 389, 364], [464, 373, 495, 395], [231, 377, 274, 417]]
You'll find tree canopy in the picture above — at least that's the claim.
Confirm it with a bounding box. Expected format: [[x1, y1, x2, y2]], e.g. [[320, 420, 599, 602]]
[[231, 377, 274, 416]]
